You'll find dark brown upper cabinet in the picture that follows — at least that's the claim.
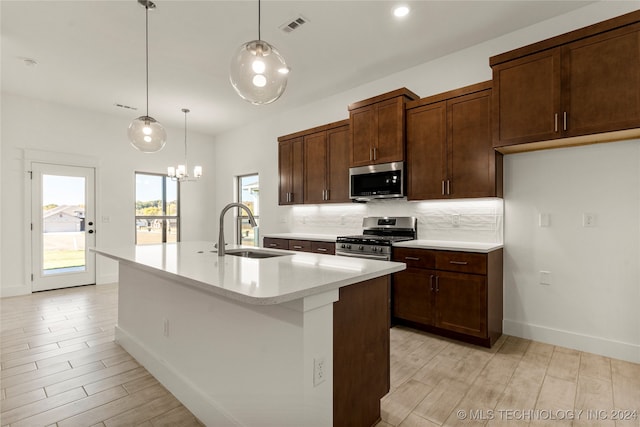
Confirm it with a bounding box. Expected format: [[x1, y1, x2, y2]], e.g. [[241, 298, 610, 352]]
[[278, 119, 350, 205], [491, 10, 640, 153], [406, 81, 502, 200], [348, 88, 419, 167], [277, 136, 304, 205], [303, 121, 351, 204]]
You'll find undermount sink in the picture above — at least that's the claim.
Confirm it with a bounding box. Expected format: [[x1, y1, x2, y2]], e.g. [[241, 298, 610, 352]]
[[225, 249, 288, 259]]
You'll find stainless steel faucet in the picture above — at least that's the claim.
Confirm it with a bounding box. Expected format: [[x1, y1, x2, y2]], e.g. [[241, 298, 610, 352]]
[[218, 203, 257, 256]]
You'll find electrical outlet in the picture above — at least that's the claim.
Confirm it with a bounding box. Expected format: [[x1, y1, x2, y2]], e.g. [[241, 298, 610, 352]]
[[313, 357, 326, 386], [582, 213, 597, 227], [539, 213, 550, 227], [540, 271, 552, 286], [163, 319, 170, 337], [451, 214, 460, 227]]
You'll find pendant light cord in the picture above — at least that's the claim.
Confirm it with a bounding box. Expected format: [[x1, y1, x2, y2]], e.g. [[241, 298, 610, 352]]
[[145, 2, 150, 117], [258, 0, 261, 41], [183, 109, 188, 167]]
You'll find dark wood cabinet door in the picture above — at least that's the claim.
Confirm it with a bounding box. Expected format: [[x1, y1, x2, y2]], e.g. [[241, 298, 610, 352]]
[[278, 140, 293, 205], [448, 89, 497, 198], [406, 101, 447, 200], [350, 105, 376, 167], [290, 137, 304, 204], [289, 240, 312, 252], [434, 271, 487, 338], [303, 131, 327, 204], [263, 237, 289, 250], [326, 125, 351, 203], [278, 138, 304, 205], [492, 48, 561, 147], [375, 98, 405, 164], [311, 241, 335, 255], [562, 26, 640, 137], [392, 268, 434, 325]]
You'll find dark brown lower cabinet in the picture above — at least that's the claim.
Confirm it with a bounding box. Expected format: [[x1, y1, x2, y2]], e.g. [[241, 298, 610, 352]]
[[392, 247, 503, 347], [263, 237, 336, 255], [334, 276, 390, 427]]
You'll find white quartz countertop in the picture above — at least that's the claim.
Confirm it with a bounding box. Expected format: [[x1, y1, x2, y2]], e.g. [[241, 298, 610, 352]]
[[393, 240, 503, 253], [262, 233, 339, 243], [92, 241, 404, 305]]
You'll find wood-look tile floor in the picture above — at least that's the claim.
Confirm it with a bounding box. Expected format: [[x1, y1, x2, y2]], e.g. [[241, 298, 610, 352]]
[[2, 284, 639, 427], [0, 283, 203, 427], [377, 326, 640, 427]]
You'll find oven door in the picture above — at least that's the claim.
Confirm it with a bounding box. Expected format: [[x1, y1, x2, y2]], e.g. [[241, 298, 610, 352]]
[[335, 250, 391, 261]]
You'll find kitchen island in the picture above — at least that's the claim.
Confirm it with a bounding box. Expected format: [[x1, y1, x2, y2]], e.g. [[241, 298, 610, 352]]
[[93, 241, 405, 427]]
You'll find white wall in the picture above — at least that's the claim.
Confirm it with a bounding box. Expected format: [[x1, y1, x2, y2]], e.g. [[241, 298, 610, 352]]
[[212, 1, 640, 362], [1, 93, 217, 296], [503, 140, 640, 362]]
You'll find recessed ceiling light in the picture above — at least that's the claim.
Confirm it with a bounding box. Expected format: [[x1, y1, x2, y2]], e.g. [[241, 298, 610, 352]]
[[393, 5, 410, 18]]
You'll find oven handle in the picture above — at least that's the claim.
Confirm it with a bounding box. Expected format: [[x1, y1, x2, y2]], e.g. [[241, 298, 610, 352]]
[[335, 251, 390, 261]]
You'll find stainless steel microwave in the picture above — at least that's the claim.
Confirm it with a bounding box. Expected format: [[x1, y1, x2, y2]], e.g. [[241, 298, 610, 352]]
[[349, 161, 405, 202]]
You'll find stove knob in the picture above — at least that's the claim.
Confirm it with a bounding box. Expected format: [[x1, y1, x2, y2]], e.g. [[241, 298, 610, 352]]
[[341, 244, 346, 249], [359, 245, 364, 250], [346, 244, 352, 249], [372, 247, 377, 252]]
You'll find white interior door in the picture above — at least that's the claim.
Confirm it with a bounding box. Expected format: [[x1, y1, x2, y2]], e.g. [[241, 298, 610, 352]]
[[31, 162, 96, 291]]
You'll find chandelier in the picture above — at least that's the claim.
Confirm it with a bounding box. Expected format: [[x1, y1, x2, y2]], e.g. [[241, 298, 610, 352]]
[[168, 109, 202, 182]]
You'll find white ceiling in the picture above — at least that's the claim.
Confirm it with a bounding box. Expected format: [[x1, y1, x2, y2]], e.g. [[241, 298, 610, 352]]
[[1, 0, 595, 138]]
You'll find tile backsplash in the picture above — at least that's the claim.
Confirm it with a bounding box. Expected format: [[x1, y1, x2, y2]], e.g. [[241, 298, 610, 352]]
[[283, 198, 503, 243]]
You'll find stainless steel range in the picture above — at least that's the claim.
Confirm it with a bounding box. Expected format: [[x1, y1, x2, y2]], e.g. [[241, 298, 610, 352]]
[[336, 217, 417, 261]]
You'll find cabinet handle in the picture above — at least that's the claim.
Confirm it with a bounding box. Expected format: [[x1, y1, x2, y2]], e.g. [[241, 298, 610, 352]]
[[325, 189, 329, 200], [554, 113, 558, 132], [316, 248, 328, 252], [293, 245, 303, 249], [404, 256, 420, 261], [442, 180, 446, 195], [446, 180, 451, 195], [369, 148, 373, 161], [435, 276, 440, 292], [373, 147, 377, 160], [563, 111, 567, 131], [268, 243, 278, 247], [449, 260, 468, 265], [429, 274, 434, 291]]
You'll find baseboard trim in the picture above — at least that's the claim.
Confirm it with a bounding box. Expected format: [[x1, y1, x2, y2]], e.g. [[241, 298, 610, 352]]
[[1, 284, 30, 298], [503, 319, 640, 363], [97, 274, 118, 285], [114, 326, 242, 427]]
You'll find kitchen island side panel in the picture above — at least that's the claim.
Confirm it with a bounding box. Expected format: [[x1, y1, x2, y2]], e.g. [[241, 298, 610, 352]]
[[115, 263, 335, 427]]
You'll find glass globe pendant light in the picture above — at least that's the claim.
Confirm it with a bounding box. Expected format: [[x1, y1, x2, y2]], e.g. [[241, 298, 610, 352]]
[[229, 0, 290, 105], [128, 0, 167, 153]]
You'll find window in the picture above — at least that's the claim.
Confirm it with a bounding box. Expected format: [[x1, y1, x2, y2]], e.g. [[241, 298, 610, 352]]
[[135, 173, 179, 245], [236, 174, 259, 247]]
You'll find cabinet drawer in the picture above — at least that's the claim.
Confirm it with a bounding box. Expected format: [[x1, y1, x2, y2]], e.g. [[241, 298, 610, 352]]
[[436, 251, 486, 275], [263, 238, 289, 250], [392, 248, 436, 269], [289, 240, 312, 252], [311, 241, 336, 255]]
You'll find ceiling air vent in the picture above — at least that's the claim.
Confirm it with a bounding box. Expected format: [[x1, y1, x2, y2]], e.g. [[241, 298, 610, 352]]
[[279, 15, 309, 33], [114, 103, 138, 111]]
